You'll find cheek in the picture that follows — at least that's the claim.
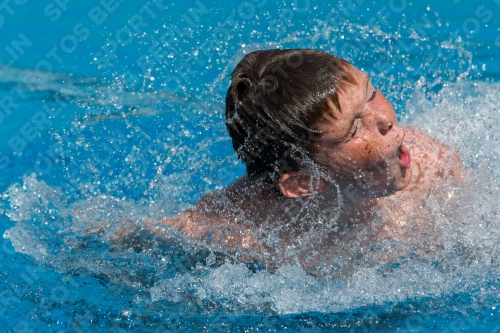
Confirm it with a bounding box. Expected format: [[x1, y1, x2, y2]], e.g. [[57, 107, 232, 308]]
[[342, 139, 385, 168], [313, 137, 391, 175]]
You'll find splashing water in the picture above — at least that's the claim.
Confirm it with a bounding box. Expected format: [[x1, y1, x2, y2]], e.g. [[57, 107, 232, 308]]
[[2, 1, 500, 331], [4, 79, 500, 321]]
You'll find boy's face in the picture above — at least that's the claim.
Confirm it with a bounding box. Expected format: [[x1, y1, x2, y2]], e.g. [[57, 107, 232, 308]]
[[312, 66, 412, 198]]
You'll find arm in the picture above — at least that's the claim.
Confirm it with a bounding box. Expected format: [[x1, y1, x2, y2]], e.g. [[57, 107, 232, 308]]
[[79, 211, 207, 245], [143, 210, 259, 251], [144, 210, 207, 239]]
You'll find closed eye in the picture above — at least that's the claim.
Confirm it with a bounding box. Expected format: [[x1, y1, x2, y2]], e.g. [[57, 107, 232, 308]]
[[351, 120, 360, 137], [368, 90, 377, 102]]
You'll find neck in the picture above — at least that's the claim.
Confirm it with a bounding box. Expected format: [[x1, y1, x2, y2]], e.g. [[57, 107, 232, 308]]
[[226, 176, 372, 231]]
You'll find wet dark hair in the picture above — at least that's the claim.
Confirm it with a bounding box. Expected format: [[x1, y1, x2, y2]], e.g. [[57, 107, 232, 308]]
[[225, 49, 356, 189]]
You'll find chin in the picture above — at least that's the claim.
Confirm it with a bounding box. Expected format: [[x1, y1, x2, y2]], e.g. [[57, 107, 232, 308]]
[[356, 170, 412, 198], [336, 161, 413, 200], [357, 187, 398, 199], [394, 164, 413, 191], [348, 179, 396, 198]]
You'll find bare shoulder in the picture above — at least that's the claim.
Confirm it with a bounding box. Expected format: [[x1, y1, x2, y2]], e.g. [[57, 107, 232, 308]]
[[373, 127, 464, 239], [404, 127, 462, 193]]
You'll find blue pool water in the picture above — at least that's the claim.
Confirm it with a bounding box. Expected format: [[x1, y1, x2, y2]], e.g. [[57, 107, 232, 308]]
[[2, 0, 500, 331]]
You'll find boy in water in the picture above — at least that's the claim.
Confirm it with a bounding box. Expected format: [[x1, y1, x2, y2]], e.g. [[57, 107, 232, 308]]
[[116, 49, 462, 275]]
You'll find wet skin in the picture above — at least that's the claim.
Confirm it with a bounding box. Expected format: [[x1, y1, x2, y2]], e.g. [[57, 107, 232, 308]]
[[124, 65, 462, 274], [310, 67, 413, 198]]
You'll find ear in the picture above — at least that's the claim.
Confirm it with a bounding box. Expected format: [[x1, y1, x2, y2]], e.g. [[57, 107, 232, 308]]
[[278, 170, 328, 198]]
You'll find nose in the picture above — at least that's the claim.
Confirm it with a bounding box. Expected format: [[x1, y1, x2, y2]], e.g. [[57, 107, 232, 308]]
[[377, 115, 393, 136]]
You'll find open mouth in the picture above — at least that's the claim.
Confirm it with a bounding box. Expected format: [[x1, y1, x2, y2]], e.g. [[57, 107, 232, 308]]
[[397, 142, 411, 169]]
